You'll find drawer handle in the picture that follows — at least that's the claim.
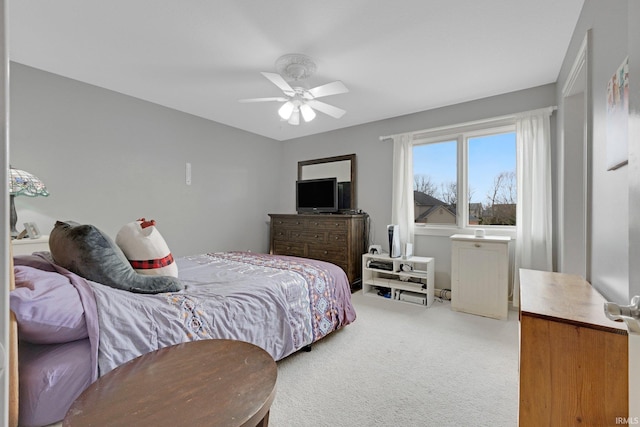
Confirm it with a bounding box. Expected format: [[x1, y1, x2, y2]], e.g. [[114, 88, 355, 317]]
[[314, 222, 319, 226], [323, 250, 328, 255], [474, 243, 481, 248], [315, 234, 319, 238], [296, 221, 301, 225], [335, 236, 339, 240]]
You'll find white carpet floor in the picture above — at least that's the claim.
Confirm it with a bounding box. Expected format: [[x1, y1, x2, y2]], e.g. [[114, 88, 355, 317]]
[[47, 291, 519, 427], [270, 291, 519, 427]]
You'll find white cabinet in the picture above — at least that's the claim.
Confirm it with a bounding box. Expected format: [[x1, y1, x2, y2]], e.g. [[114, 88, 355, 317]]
[[450, 234, 510, 319], [362, 253, 435, 307], [11, 235, 50, 256]]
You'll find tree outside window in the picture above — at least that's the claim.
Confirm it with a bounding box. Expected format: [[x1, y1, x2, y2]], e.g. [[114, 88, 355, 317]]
[[413, 128, 516, 227]]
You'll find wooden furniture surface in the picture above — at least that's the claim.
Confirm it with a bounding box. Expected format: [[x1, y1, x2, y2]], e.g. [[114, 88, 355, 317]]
[[450, 234, 510, 319], [519, 269, 628, 427], [269, 213, 366, 289], [63, 340, 277, 427], [9, 244, 18, 427]]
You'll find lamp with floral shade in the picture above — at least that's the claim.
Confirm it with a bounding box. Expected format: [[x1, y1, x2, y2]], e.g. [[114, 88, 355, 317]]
[[9, 167, 49, 239]]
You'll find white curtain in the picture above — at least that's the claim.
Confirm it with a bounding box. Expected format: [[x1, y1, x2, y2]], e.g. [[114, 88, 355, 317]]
[[391, 134, 415, 251], [514, 107, 554, 306]]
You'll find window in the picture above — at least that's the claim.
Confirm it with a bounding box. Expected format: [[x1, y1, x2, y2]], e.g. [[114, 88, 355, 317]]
[[468, 132, 516, 226], [413, 140, 457, 225], [412, 123, 516, 230]]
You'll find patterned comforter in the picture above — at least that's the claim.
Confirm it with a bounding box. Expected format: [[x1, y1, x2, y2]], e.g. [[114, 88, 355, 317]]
[[91, 252, 356, 375]]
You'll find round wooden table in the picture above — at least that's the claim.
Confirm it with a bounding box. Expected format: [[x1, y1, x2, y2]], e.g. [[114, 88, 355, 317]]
[[63, 339, 277, 427]]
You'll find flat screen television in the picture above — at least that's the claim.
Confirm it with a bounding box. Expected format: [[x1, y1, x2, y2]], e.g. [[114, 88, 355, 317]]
[[296, 177, 338, 213]]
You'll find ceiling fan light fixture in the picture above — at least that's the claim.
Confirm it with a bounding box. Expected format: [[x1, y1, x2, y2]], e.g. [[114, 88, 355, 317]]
[[288, 109, 300, 125], [278, 101, 295, 120], [240, 55, 348, 126], [300, 103, 316, 122], [275, 54, 316, 81]]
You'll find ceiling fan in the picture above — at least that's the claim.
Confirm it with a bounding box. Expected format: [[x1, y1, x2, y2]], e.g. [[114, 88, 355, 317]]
[[239, 54, 349, 125]]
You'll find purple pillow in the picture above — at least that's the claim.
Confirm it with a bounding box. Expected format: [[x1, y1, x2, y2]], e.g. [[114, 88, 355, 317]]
[[10, 265, 88, 344]]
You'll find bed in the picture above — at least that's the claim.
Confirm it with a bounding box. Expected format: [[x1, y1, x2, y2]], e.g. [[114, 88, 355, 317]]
[[10, 249, 356, 427]]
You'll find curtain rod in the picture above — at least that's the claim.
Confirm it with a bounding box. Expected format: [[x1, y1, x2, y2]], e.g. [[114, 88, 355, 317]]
[[379, 105, 557, 141]]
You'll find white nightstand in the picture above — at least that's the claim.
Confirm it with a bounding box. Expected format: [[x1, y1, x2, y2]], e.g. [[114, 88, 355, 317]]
[[11, 235, 50, 256]]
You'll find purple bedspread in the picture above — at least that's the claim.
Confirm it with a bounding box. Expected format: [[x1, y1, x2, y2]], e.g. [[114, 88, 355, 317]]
[[18, 339, 93, 427], [211, 252, 356, 341], [11, 251, 356, 426], [92, 252, 356, 373], [13, 253, 100, 382]]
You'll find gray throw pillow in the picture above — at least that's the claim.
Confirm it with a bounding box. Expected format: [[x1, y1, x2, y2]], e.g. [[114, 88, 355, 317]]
[[49, 220, 183, 294]]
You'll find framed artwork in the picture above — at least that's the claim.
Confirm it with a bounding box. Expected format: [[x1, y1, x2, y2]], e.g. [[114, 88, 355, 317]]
[[606, 56, 629, 171]]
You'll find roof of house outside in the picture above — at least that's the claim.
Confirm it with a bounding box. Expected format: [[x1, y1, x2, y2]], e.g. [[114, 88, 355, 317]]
[[415, 203, 457, 222], [414, 191, 446, 207]]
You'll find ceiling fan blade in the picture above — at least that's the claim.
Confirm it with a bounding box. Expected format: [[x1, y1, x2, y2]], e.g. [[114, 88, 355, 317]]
[[306, 100, 346, 119], [307, 81, 349, 99], [239, 97, 288, 103], [261, 72, 295, 96]]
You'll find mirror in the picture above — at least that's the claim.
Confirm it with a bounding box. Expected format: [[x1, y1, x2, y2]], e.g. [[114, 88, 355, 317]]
[[298, 154, 356, 211]]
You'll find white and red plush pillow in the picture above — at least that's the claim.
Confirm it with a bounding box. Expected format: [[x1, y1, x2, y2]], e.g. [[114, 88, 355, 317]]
[[115, 218, 178, 278]]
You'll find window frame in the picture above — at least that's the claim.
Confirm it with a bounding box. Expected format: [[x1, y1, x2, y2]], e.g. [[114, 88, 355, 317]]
[[412, 121, 517, 238]]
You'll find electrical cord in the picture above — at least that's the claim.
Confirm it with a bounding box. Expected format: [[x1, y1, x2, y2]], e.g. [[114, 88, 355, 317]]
[[436, 288, 452, 301], [356, 209, 371, 251]]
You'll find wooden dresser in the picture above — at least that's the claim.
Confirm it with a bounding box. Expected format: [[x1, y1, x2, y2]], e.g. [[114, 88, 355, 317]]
[[268, 213, 366, 289], [519, 269, 628, 426]]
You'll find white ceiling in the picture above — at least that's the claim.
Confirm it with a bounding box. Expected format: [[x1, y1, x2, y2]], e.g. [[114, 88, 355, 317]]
[[9, 1, 584, 141]]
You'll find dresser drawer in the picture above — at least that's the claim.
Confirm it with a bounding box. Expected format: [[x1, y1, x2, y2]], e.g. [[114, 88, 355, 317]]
[[327, 231, 347, 244], [272, 241, 306, 257], [308, 245, 347, 264], [273, 227, 320, 242], [271, 217, 307, 229], [271, 226, 289, 241], [307, 218, 348, 230], [269, 213, 366, 289], [288, 231, 326, 243]]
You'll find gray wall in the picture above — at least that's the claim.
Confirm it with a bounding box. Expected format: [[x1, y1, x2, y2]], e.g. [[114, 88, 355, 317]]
[[11, 61, 556, 292], [629, 0, 640, 299], [556, 0, 633, 303], [11, 0, 639, 303], [10, 63, 282, 256], [277, 84, 556, 290], [279, 0, 640, 303]]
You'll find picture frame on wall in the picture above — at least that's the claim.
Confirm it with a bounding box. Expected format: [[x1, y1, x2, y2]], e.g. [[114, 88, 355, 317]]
[[606, 56, 629, 171]]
